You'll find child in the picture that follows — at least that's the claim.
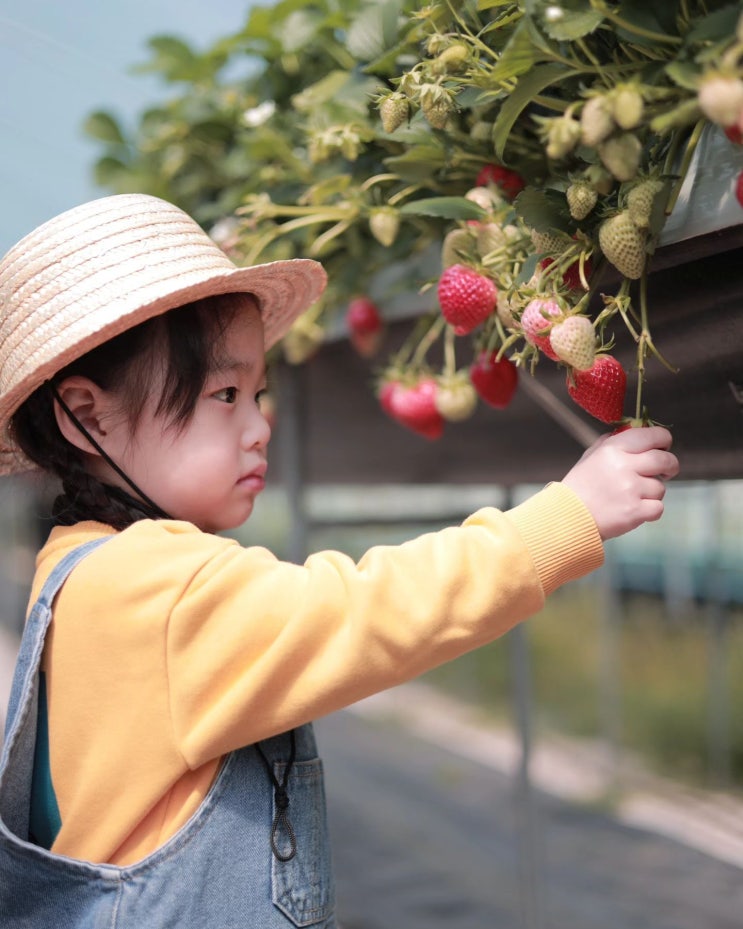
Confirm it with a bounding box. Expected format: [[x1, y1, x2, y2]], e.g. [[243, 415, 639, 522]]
[[0, 194, 678, 928]]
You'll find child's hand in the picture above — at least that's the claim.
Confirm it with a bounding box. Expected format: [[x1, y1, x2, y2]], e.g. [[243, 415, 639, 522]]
[[561, 426, 679, 541]]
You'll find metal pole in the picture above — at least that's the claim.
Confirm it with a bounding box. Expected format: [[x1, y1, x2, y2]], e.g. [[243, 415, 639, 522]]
[[598, 555, 623, 798], [506, 487, 545, 929], [704, 483, 731, 788]]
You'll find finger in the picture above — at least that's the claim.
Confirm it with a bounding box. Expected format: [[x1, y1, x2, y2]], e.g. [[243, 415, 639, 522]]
[[607, 425, 674, 452], [634, 449, 680, 480], [637, 497, 665, 523], [638, 476, 667, 501]]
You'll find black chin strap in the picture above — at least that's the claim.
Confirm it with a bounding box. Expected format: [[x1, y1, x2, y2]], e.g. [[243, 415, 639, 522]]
[[48, 382, 172, 521]]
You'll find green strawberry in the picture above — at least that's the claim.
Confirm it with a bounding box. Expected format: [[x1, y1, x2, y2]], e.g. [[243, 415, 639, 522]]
[[530, 228, 572, 256], [598, 211, 646, 279], [626, 179, 664, 230], [566, 181, 598, 220], [420, 84, 454, 129], [431, 43, 470, 75], [369, 208, 400, 247], [379, 93, 409, 133]]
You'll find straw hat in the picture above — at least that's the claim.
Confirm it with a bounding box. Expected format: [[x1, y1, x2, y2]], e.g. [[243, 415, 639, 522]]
[[0, 193, 327, 475]]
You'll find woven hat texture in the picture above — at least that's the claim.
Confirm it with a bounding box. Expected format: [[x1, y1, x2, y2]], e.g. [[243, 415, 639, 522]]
[[0, 193, 327, 474]]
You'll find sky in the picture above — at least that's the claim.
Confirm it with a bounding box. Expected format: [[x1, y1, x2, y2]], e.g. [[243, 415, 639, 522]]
[[0, 0, 254, 253]]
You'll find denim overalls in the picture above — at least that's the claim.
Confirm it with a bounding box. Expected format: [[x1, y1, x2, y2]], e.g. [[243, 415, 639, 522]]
[[0, 538, 336, 928]]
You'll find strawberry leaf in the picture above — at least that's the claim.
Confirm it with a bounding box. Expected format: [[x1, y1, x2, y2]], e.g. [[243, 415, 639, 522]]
[[513, 187, 572, 233], [492, 63, 580, 159], [541, 9, 605, 41], [399, 197, 488, 221]]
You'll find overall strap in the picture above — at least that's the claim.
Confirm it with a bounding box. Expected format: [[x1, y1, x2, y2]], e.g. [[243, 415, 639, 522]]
[[2, 537, 112, 752]]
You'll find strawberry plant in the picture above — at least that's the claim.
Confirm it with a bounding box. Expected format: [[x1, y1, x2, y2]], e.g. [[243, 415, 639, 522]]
[[86, 0, 743, 436]]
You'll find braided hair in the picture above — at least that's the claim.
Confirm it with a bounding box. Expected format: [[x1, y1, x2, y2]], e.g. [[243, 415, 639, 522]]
[[11, 295, 243, 531]]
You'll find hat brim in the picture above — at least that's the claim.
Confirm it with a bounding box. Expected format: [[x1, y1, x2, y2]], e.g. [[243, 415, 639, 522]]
[[0, 257, 326, 475]]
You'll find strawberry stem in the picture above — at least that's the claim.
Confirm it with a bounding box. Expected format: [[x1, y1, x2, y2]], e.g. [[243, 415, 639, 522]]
[[444, 325, 457, 376], [589, 0, 682, 44], [635, 269, 651, 420], [391, 314, 437, 370], [410, 315, 447, 369]]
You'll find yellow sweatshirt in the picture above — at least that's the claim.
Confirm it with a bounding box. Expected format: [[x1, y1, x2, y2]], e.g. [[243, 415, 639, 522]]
[[30, 482, 602, 866]]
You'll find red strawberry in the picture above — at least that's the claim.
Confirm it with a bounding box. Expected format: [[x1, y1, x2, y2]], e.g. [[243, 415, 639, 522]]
[[539, 255, 593, 292], [476, 163, 525, 200], [520, 298, 562, 360], [469, 350, 518, 409], [347, 297, 384, 357], [736, 169, 743, 208], [388, 377, 444, 439], [566, 355, 627, 424], [438, 264, 497, 335], [378, 378, 400, 416]]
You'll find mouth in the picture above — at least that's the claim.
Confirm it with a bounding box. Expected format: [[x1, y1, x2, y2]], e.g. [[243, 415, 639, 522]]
[[238, 464, 267, 491]]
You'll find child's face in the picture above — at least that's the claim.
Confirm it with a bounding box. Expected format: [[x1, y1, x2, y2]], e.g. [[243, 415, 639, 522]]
[[102, 298, 271, 532]]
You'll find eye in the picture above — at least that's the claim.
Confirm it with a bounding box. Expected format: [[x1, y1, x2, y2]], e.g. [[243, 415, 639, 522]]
[[255, 388, 268, 406], [214, 386, 238, 404]]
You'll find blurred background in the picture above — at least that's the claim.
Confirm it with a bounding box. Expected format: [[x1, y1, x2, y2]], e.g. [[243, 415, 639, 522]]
[[1, 2, 743, 928]]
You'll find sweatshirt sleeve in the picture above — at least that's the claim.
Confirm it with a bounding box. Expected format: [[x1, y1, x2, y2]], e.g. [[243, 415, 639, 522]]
[[165, 481, 603, 767]]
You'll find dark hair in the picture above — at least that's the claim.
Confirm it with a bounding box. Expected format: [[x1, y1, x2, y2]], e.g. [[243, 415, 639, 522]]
[[12, 294, 246, 530]]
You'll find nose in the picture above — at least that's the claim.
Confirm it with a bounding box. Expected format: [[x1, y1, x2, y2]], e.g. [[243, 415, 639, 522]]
[[241, 403, 272, 451]]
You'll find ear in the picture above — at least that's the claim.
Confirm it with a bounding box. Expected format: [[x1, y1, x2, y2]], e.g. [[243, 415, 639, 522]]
[[52, 376, 115, 458]]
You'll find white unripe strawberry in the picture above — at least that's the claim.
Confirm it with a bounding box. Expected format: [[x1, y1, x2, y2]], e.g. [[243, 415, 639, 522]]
[[476, 222, 506, 257], [435, 375, 478, 421], [379, 93, 409, 133], [598, 211, 646, 279], [581, 95, 615, 147], [549, 316, 596, 370], [598, 132, 642, 181], [465, 186, 502, 211], [626, 179, 664, 230], [611, 84, 644, 130], [369, 208, 400, 247], [419, 83, 454, 129], [530, 228, 572, 255], [698, 74, 743, 127], [566, 181, 598, 220], [546, 115, 581, 159], [496, 290, 517, 328], [441, 228, 474, 268]]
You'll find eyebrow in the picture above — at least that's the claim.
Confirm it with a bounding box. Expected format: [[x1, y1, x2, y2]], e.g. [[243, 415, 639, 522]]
[[210, 356, 266, 378]]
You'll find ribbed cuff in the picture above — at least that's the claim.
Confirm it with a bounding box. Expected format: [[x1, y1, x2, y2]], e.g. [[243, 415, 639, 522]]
[[505, 482, 604, 596]]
